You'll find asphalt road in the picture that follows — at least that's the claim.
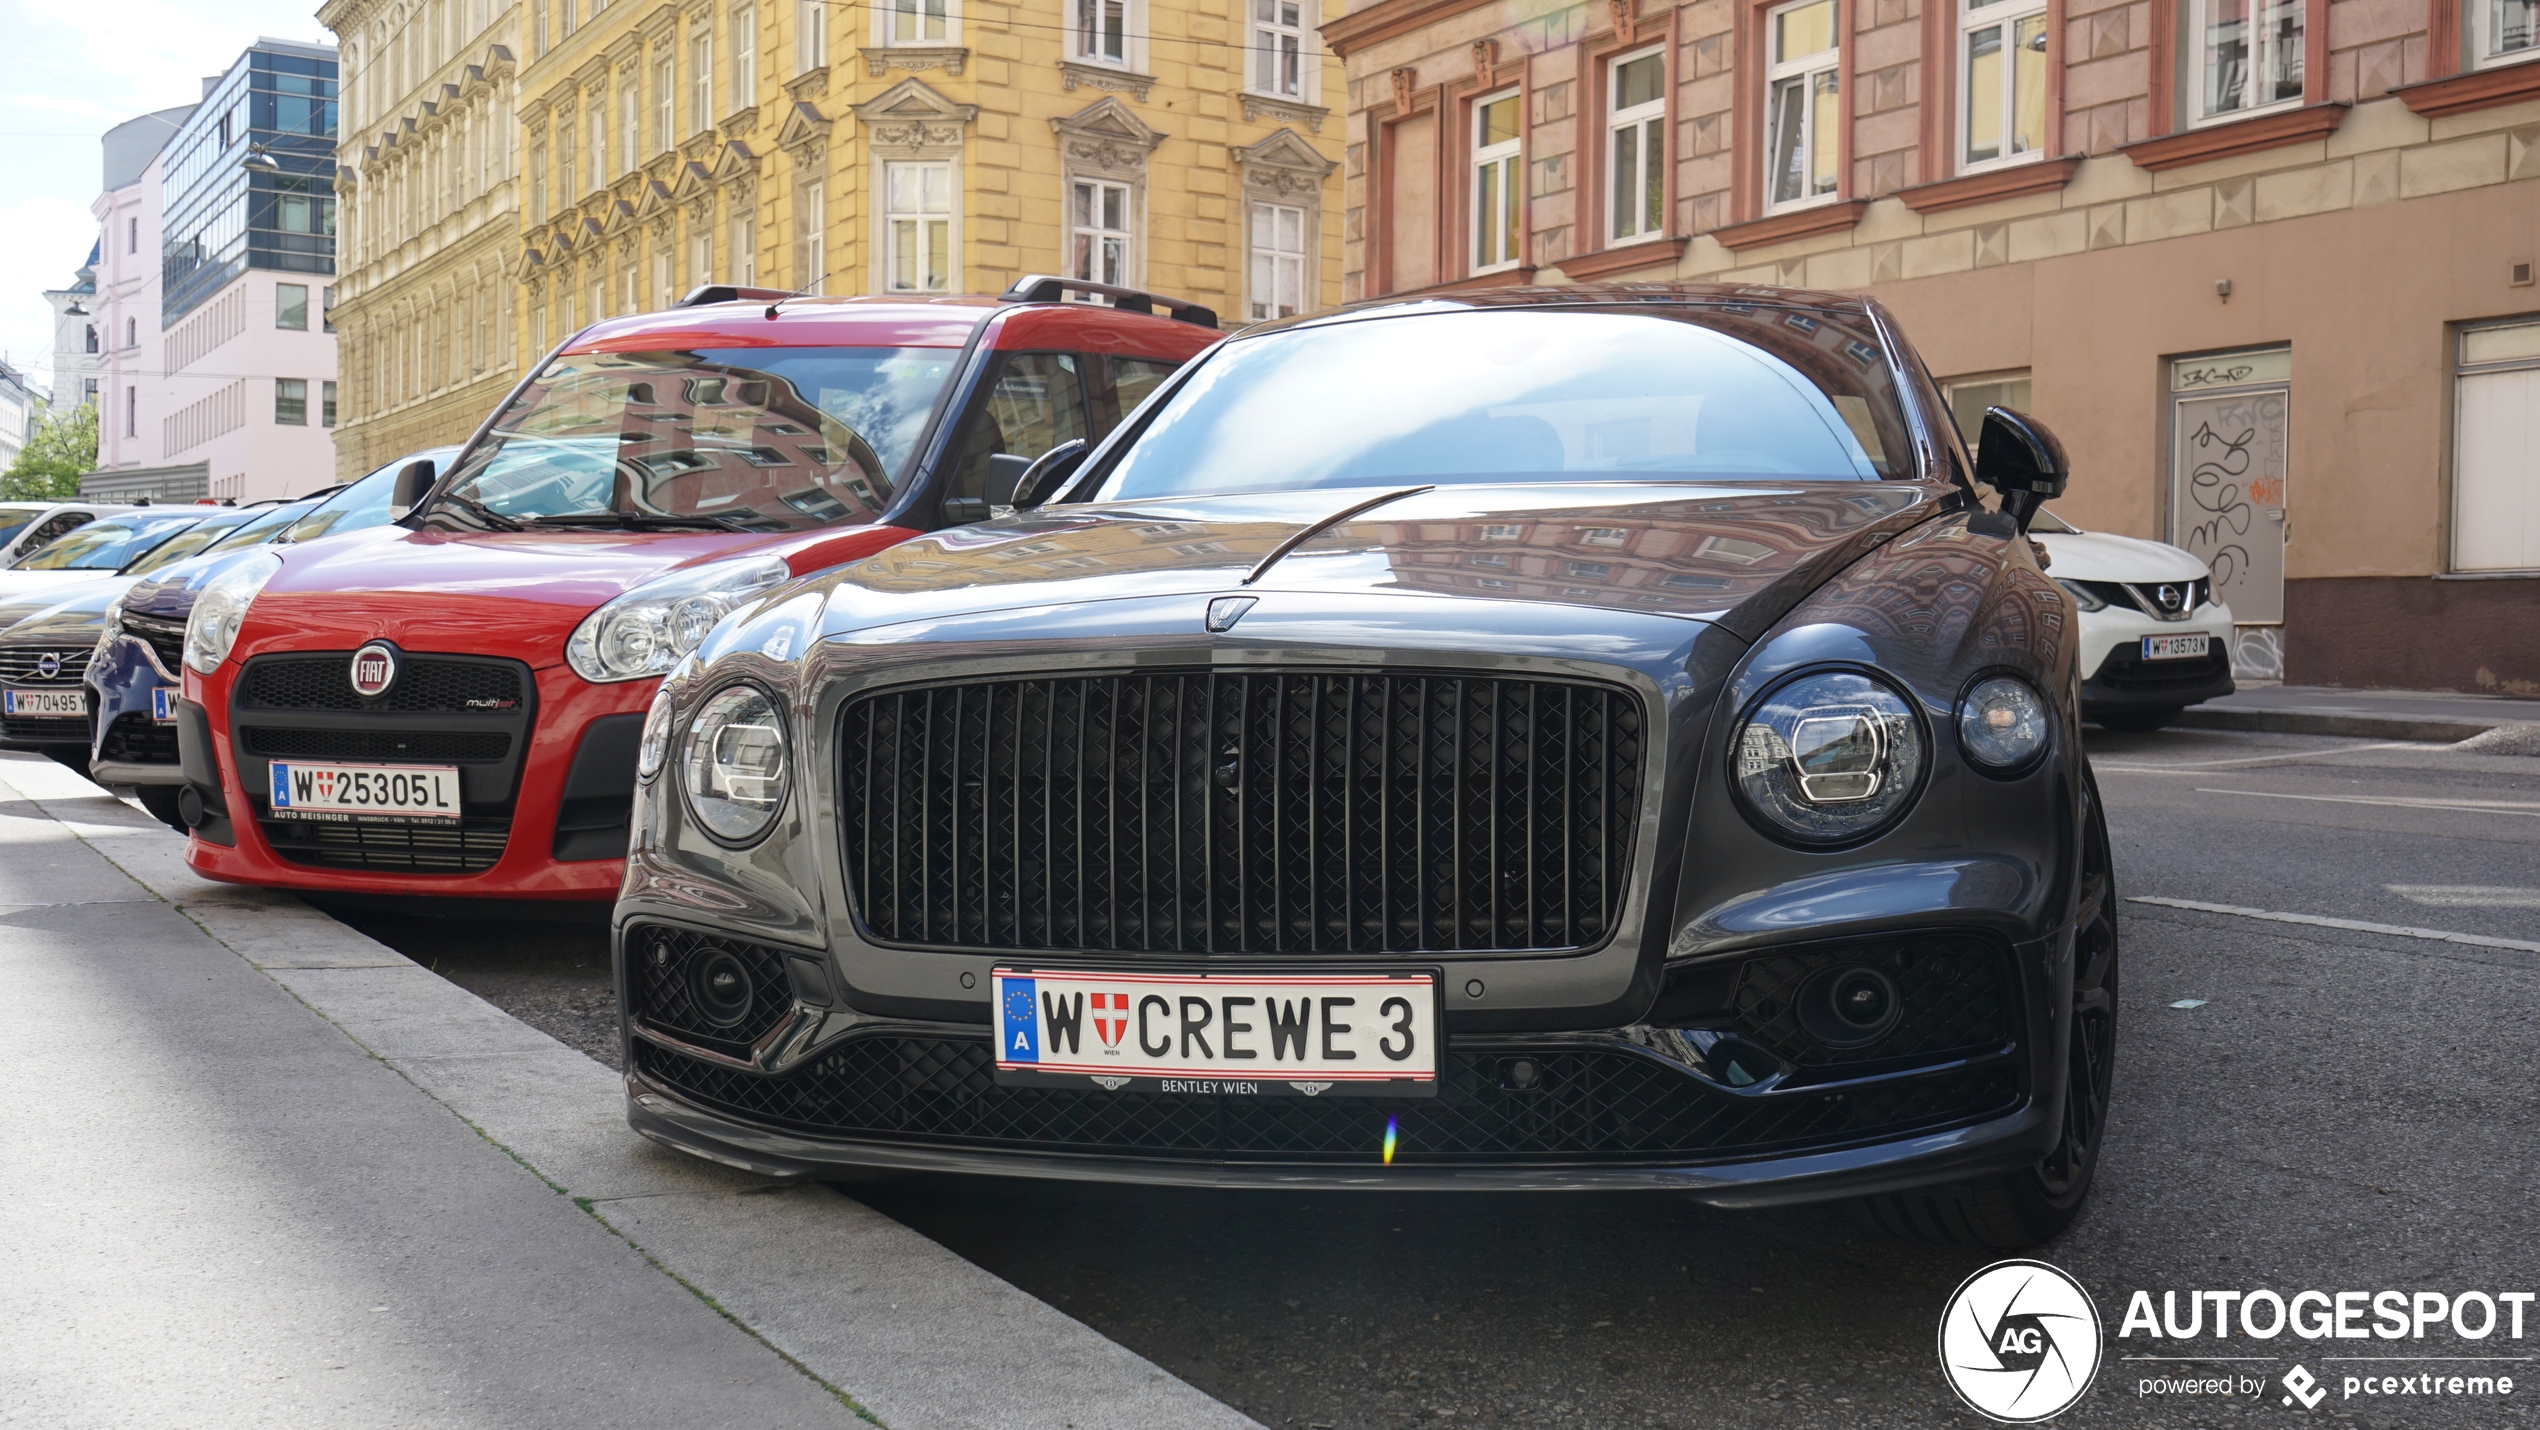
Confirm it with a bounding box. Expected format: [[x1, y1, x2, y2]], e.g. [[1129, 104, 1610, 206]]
[[383, 726, 2540, 1427]]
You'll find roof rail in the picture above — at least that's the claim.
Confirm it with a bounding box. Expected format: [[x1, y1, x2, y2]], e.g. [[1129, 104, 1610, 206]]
[[999, 275, 1219, 329], [676, 283, 798, 308]]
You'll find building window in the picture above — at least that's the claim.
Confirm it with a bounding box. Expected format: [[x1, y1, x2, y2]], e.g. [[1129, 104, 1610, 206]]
[[322, 381, 338, 428], [733, 4, 758, 103], [1765, 0, 1840, 209], [693, 34, 715, 124], [126, 386, 136, 437], [84, 325, 97, 354], [1471, 90, 1521, 272], [655, 247, 673, 307], [128, 216, 139, 253], [1071, 178, 1132, 285], [886, 162, 952, 292], [1251, 0, 1302, 96], [276, 282, 310, 330], [731, 212, 756, 282], [797, 0, 826, 69], [592, 96, 610, 184], [690, 231, 711, 287], [1942, 370, 2031, 447], [2453, 319, 2540, 572], [797, 180, 825, 291], [891, 0, 948, 42], [651, 57, 672, 150], [125, 317, 138, 348], [2478, 0, 2537, 64], [559, 111, 577, 196], [530, 136, 548, 219], [1607, 47, 1665, 243], [535, 0, 550, 53], [1078, 0, 1127, 63], [2192, 0, 2303, 123], [324, 286, 337, 334], [621, 82, 639, 170], [1961, 0, 2046, 168], [275, 378, 308, 425], [1248, 201, 1304, 319]]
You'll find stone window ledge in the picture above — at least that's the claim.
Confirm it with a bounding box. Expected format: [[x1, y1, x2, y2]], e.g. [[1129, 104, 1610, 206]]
[[2117, 103, 2347, 174], [2391, 59, 2540, 120], [1709, 199, 1869, 252], [1894, 155, 2083, 214], [1557, 236, 1689, 279]]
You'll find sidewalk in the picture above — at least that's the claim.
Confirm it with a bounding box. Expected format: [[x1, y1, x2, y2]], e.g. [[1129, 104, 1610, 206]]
[[2178, 684, 2540, 745], [0, 751, 1256, 1430]]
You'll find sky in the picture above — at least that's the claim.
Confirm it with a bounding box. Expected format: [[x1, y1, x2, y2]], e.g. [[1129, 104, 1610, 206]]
[[0, 0, 334, 403]]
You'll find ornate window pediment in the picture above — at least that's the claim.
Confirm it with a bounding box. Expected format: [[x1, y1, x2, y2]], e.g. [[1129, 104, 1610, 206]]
[[861, 45, 968, 77], [775, 99, 834, 155], [1051, 94, 1162, 178], [852, 76, 980, 151]]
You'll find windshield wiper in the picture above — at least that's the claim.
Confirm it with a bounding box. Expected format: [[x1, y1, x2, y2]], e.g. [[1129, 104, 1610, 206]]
[[521, 511, 749, 532], [435, 493, 526, 532]]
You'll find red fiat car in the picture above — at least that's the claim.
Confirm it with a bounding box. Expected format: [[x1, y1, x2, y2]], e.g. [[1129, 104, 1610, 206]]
[[174, 279, 1220, 905]]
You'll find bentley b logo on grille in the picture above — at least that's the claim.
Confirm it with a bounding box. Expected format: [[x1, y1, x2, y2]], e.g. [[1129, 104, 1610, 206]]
[[349, 642, 399, 699], [34, 652, 60, 680]]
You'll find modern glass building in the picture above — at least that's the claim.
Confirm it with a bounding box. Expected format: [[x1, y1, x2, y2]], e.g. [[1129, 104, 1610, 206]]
[[161, 39, 339, 325]]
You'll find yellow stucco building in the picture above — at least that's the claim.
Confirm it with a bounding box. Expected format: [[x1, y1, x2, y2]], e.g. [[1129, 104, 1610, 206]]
[[324, 0, 1346, 477]]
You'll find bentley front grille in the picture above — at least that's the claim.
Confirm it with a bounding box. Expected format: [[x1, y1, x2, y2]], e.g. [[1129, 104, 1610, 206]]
[[841, 670, 1643, 956]]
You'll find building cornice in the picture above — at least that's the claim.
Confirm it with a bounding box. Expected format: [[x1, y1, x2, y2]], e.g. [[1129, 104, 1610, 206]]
[[1556, 236, 1688, 279], [1321, 0, 1495, 59], [2390, 60, 2540, 119], [1893, 155, 2082, 213], [1708, 199, 1869, 251]]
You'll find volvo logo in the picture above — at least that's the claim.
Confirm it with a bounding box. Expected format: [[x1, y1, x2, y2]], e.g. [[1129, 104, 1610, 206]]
[[34, 652, 61, 680], [349, 641, 399, 699]]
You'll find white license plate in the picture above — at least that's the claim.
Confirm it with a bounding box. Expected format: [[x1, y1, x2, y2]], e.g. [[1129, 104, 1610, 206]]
[[2, 689, 83, 718], [993, 968, 1440, 1097], [151, 687, 178, 722], [267, 762, 462, 822], [2142, 632, 2210, 661]]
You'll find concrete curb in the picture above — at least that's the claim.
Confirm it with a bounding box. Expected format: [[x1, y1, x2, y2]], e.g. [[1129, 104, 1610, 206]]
[[2171, 705, 2504, 744], [0, 754, 1259, 1430]]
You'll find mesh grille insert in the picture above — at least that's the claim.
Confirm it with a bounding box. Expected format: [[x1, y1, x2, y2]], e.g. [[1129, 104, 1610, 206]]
[[634, 1036, 2017, 1164], [626, 924, 797, 1059], [239, 655, 528, 712], [842, 671, 1643, 955], [257, 815, 512, 873], [121, 611, 189, 675], [242, 728, 512, 762], [100, 712, 179, 764]]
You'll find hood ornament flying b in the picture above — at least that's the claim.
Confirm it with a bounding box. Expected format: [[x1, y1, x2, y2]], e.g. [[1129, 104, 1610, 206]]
[[1205, 596, 1257, 632]]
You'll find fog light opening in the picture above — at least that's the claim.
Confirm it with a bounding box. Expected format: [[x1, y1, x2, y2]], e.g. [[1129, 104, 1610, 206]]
[[693, 950, 755, 1028], [1796, 964, 1903, 1049]]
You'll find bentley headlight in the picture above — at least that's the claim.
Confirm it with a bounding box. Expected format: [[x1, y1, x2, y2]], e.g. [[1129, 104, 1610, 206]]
[[682, 684, 787, 842], [637, 682, 674, 783], [566, 556, 790, 683], [184, 550, 284, 675], [1957, 674, 2049, 772], [1733, 670, 1926, 845]]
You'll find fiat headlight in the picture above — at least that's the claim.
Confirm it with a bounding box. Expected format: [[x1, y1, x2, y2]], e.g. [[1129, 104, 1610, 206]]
[[184, 551, 284, 675], [565, 556, 790, 683], [637, 682, 674, 783], [1957, 674, 2050, 772], [682, 684, 788, 843], [1733, 670, 1926, 845]]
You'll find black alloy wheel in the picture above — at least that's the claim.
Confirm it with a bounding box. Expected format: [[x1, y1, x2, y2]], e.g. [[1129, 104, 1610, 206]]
[[1854, 764, 2120, 1248]]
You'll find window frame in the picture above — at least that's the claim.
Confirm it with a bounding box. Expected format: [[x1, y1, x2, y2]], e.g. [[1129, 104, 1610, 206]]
[[657, 56, 676, 150], [797, 0, 827, 70], [1076, 0, 1129, 66], [1469, 86, 1523, 274], [1069, 176, 1135, 287], [2474, 0, 2539, 67], [1605, 44, 1668, 246], [1957, 0, 2049, 172], [884, 0, 953, 45], [732, 2, 757, 104], [276, 282, 310, 330], [275, 378, 309, 426], [884, 159, 955, 293], [691, 31, 714, 128], [797, 179, 826, 292], [621, 76, 640, 172], [1763, 0, 1843, 214], [2449, 316, 2540, 574], [1247, 0, 1306, 98], [1246, 199, 1307, 320], [2186, 0, 2306, 127]]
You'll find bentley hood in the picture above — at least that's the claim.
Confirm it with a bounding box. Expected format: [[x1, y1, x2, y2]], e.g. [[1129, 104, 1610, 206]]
[[820, 481, 1950, 644]]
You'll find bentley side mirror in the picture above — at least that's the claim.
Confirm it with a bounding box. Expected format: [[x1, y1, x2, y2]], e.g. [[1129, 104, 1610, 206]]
[[389, 459, 439, 520], [1010, 439, 1091, 511], [1972, 407, 2069, 533], [982, 452, 1034, 507]]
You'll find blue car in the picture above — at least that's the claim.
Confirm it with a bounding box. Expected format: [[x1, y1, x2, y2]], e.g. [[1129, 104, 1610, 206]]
[[86, 450, 453, 828]]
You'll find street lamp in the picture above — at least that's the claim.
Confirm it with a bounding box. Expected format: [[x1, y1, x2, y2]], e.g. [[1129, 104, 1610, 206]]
[[240, 142, 282, 174]]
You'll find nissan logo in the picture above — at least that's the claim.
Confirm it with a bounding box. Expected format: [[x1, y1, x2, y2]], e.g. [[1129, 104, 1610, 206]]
[[34, 652, 60, 680], [350, 641, 399, 699], [2155, 584, 2185, 612]]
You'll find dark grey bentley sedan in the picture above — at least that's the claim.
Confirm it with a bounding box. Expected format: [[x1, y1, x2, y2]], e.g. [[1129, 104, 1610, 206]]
[[615, 282, 2118, 1248]]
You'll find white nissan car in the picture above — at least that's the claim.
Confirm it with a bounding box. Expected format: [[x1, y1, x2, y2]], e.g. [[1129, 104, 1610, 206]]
[[2029, 509, 2235, 731]]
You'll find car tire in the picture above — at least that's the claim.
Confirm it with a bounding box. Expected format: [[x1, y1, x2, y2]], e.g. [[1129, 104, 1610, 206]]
[[2092, 706, 2181, 733], [134, 785, 189, 833], [1853, 765, 2119, 1249]]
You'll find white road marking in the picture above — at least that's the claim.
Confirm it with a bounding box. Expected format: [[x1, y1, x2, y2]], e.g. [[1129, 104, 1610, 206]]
[[2193, 788, 2540, 817], [2093, 742, 2420, 773], [2128, 896, 2540, 955], [2387, 885, 2540, 908]]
